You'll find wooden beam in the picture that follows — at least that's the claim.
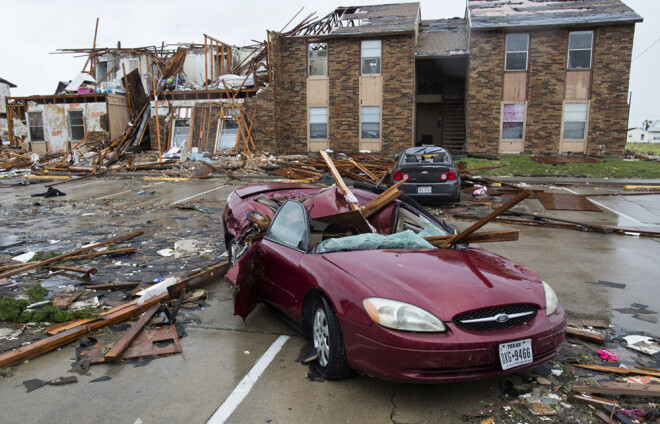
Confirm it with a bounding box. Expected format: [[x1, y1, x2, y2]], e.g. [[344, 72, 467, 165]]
[[319, 150, 359, 211], [425, 230, 520, 247], [105, 304, 160, 360], [349, 159, 379, 182], [566, 327, 606, 344], [451, 190, 531, 245], [0, 231, 143, 279], [573, 382, 660, 397], [571, 363, 660, 378], [151, 77, 162, 163], [361, 180, 404, 218]]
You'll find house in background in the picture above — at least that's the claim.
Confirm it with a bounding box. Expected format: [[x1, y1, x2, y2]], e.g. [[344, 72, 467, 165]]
[[647, 121, 660, 143], [247, 0, 642, 156], [0, 77, 19, 143], [627, 127, 648, 143]]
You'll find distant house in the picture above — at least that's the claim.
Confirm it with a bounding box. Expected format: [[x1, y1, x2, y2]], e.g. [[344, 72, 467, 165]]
[[0, 77, 18, 143], [627, 127, 648, 143], [647, 121, 660, 143]]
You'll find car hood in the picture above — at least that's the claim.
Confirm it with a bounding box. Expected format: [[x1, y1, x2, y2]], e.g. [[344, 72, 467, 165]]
[[322, 247, 545, 320]]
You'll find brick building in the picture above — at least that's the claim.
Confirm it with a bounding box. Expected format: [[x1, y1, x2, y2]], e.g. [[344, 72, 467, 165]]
[[251, 0, 642, 156]]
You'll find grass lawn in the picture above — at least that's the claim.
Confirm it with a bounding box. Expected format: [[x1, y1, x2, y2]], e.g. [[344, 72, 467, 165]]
[[626, 143, 660, 155], [460, 154, 660, 179]]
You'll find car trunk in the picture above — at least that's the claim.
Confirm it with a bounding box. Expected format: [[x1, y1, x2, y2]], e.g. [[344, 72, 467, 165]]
[[400, 163, 452, 183]]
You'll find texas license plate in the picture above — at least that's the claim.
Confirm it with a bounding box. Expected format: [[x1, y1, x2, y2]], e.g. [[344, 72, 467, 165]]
[[417, 186, 432, 194], [499, 339, 533, 370]]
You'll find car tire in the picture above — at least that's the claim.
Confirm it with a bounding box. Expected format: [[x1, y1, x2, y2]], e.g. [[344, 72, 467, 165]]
[[312, 296, 352, 380]]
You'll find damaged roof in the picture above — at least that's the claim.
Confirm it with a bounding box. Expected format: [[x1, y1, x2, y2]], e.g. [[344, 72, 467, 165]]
[[322, 3, 420, 36], [468, 0, 643, 29], [416, 18, 469, 57], [0, 77, 17, 88]]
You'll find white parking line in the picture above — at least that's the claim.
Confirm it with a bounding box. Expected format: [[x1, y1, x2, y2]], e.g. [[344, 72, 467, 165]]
[[96, 182, 165, 200], [171, 185, 228, 205], [562, 187, 644, 225], [207, 335, 290, 424], [66, 180, 103, 190]]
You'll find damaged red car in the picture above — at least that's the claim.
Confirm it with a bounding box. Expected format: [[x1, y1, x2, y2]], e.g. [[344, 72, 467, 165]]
[[223, 182, 566, 383]]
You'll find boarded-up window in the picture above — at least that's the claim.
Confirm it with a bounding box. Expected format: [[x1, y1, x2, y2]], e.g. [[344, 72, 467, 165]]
[[502, 104, 525, 139], [308, 43, 328, 77], [68, 111, 85, 140], [505, 33, 528, 71], [309, 107, 328, 139], [563, 103, 588, 139], [568, 31, 593, 69], [361, 106, 380, 139], [361, 40, 381, 75], [28, 112, 45, 141]]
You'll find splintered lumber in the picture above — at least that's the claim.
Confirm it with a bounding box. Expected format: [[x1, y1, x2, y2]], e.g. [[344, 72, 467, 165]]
[[425, 230, 519, 247], [105, 304, 161, 360], [361, 180, 404, 218], [573, 394, 618, 409], [450, 190, 531, 246], [571, 364, 660, 378], [566, 327, 606, 344], [349, 159, 379, 182], [319, 150, 359, 211], [0, 231, 143, 279], [573, 382, 660, 397], [47, 266, 97, 275], [314, 210, 372, 233]]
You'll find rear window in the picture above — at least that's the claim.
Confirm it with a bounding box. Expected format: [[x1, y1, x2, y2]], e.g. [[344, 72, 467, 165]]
[[402, 152, 450, 164]]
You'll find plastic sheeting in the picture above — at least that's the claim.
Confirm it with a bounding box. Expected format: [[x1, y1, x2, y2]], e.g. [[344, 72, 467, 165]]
[[316, 230, 435, 254]]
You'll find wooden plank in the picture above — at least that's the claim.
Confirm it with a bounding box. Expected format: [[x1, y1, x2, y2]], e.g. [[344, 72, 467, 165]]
[[67, 248, 135, 260], [571, 363, 660, 378], [573, 383, 660, 397], [361, 180, 404, 218], [0, 231, 143, 279], [451, 190, 531, 245], [566, 327, 606, 344], [151, 77, 162, 163], [572, 394, 618, 409], [425, 230, 519, 246], [319, 150, 359, 211], [349, 159, 379, 182], [105, 304, 161, 360]]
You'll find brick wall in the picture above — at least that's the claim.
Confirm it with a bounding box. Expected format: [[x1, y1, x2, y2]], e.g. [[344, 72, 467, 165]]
[[328, 38, 360, 152], [588, 24, 635, 155], [275, 36, 308, 153], [382, 36, 415, 153], [526, 28, 566, 154], [466, 30, 504, 153]]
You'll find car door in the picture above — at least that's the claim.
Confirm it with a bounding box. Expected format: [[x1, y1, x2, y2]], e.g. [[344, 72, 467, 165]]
[[258, 201, 312, 322]]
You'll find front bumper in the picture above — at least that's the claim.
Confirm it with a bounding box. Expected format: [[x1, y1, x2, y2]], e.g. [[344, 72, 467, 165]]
[[340, 306, 566, 383]]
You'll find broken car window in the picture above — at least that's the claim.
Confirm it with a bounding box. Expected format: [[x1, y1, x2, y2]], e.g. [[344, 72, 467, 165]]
[[266, 201, 309, 251]]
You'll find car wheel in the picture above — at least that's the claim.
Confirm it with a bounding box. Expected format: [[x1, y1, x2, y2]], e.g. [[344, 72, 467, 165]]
[[312, 296, 352, 380]]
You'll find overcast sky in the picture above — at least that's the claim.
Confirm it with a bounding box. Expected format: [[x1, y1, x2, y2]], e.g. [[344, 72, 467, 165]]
[[1, 0, 656, 126]]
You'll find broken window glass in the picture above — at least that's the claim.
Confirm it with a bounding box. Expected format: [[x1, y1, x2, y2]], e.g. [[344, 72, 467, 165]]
[[505, 33, 528, 71], [68, 110, 85, 141], [309, 107, 328, 139], [502, 104, 525, 140], [28, 112, 45, 141], [568, 31, 593, 69], [171, 118, 191, 149], [308, 43, 328, 77], [315, 230, 435, 254], [361, 40, 381, 75], [361, 106, 380, 139], [562, 103, 588, 139]]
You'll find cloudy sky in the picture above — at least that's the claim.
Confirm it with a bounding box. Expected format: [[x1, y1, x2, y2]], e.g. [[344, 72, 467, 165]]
[[1, 0, 656, 126]]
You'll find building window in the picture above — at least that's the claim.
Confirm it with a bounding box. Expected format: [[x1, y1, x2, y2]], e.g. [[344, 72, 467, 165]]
[[68, 110, 85, 140], [28, 112, 45, 141], [505, 33, 529, 71], [361, 40, 381, 75], [361, 106, 380, 139], [308, 43, 328, 77], [218, 108, 240, 150], [502, 104, 525, 139], [563, 103, 588, 139], [309, 107, 328, 139], [640, 134, 645, 141], [568, 31, 593, 69]]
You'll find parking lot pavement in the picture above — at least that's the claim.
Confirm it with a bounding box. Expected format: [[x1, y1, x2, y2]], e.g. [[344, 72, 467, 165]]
[[1, 177, 659, 423]]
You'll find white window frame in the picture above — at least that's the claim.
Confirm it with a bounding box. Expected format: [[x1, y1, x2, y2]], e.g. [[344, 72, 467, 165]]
[[68, 110, 85, 141], [567, 31, 593, 70], [308, 43, 328, 77], [505, 33, 529, 71], [501, 103, 526, 140], [361, 40, 382, 75], [309, 107, 328, 140], [360, 106, 381, 139], [28, 111, 45, 141], [562, 102, 589, 140]]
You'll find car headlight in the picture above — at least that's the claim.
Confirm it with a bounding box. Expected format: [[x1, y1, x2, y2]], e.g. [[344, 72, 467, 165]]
[[542, 281, 559, 316], [362, 298, 447, 332]]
